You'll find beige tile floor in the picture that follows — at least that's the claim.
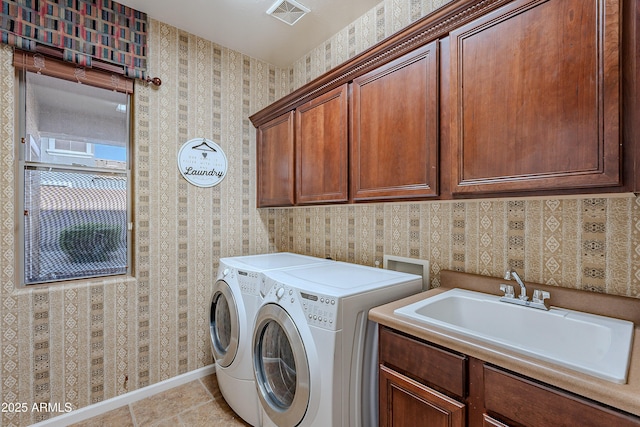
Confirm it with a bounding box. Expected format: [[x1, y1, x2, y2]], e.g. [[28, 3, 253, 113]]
[[69, 374, 252, 427]]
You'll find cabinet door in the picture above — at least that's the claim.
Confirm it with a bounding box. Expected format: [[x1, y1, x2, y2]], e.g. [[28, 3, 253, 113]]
[[256, 111, 295, 207], [351, 41, 439, 201], [295, 84, 349, 204], [449, 0, 621, 195], [380, 365, 465, 427]]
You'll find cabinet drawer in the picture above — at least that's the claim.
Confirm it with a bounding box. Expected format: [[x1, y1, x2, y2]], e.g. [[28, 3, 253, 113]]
[[379, 327, 467, 398], [484, 365, 640, 427]]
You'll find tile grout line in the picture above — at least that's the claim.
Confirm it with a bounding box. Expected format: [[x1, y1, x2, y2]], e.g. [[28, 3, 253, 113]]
[[198, 377, 216, 400], [174, 382, 215, 426], [128, 402, 138, 427]]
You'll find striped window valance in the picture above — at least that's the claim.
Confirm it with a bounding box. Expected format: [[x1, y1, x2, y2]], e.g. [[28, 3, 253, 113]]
[[1, 0, 147, 79]]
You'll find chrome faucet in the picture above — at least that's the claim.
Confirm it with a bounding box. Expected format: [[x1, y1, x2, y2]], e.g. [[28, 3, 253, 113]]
[[504, 269, 527, 300], [499, 269, 550, 310]]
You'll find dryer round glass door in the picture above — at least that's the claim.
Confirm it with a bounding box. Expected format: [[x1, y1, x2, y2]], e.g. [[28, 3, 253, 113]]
[[209, 280, 239, 367], [253, 303, 310, 427]]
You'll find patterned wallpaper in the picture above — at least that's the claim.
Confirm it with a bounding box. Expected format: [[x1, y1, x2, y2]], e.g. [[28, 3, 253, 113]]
[[0, 0, 639, 425], [282, 0, 640, 297], [0, 19, 289, 425], [272, 195, 640, 297]]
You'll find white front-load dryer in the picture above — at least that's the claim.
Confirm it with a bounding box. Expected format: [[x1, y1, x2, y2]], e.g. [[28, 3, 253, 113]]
[[252, 262, 422, 427], [209, 253, 330, 426]]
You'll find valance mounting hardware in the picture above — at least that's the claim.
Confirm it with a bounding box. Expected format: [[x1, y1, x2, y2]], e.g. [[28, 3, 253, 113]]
[[145, 76, 162, 87]]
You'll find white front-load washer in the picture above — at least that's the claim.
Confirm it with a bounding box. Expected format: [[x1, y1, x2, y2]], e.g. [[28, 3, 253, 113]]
[[251, 262, 422, 427], [209, 253, 331, 426]]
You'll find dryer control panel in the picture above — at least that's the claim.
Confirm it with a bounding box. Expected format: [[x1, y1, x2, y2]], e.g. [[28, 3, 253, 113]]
[[300, 291, 339, 330], [262, 278, 340, 331]]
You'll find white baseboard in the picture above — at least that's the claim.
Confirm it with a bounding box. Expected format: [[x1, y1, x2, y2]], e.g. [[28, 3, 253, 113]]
[[30, 365, 216, 427]]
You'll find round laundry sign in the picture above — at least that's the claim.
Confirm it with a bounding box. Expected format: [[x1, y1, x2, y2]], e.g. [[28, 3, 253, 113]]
[[177, 138, 228, 187]]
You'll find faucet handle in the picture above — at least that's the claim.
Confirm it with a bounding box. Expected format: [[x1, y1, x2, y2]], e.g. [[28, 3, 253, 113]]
[[533, 289, 550, 304], [500, 284, 515, 298]]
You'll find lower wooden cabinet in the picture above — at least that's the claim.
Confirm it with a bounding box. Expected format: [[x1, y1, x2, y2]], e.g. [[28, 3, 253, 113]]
[[483, 365, 640, 427], [379, 326, 640, 427], [380, 365, 465, 427], [482, 414, 510, 427]]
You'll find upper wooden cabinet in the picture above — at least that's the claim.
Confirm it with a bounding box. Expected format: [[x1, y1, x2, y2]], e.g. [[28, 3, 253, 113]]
[[250, 0, 638, 206], [351, 41, 439, 201], [256, 111, 295, 207], [449, 0, 622, 195], [296, 84, 349, 204]]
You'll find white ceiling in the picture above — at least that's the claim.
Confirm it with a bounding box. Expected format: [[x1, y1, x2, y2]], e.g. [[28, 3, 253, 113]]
[[116, 0, 382, 68]]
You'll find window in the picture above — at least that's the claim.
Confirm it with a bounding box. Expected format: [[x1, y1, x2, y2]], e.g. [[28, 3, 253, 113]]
[[18, 65, 132, 285], [47, 138, 92, 158]]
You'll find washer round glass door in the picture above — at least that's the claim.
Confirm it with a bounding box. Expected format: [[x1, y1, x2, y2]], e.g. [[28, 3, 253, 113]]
[[209, 279, 239, 367], [253, 303, 310, 427]]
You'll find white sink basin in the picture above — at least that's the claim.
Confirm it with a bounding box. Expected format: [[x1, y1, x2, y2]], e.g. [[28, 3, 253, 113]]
[[394, 288, 635, 383]]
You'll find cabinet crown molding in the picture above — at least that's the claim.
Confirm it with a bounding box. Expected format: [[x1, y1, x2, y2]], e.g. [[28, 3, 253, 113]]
[[249, 0, 511, 128]]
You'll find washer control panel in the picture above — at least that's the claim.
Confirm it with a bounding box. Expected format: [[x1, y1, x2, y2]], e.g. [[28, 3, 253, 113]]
[[235, 269, 261, 297]]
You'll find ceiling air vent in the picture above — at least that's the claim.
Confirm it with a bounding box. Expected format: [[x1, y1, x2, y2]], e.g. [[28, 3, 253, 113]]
[[267, 0, 310, 26]]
